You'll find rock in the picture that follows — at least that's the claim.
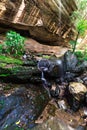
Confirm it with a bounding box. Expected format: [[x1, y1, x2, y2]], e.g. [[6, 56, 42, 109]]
[[64, 51, 78, 72], [35, 99, 83, 130], [73, 61, 87, 74], [0, 0, 77, 46], [69, 82, 87, 101], [25, 38, 68, 56], [32, 117, 74, 130], [79, 72, 87, 86], [63, 51, 87, 81], [65, 82, 87, 112], [0, 84, 49, 130]]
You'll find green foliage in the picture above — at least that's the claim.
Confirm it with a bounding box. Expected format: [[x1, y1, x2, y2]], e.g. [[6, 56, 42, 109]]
[[4, 31, 25, 56], [70, 0, 87, 53], [70, 19, 87, 53], [75, 50, 83, 60], [71, 0, 87, 20], [0, 44, 5, 54], [75, 47, 87, 61], [0, 44, 3, 53], [79, 0, 87, 9], [76, 20, 87, 35]]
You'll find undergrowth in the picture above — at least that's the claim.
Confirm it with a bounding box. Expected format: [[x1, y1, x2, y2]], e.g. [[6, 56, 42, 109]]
[[0, 31, 25, 57]]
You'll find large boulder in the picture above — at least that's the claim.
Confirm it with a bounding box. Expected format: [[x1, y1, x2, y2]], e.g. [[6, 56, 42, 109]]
[[0, 0, 77, 46]]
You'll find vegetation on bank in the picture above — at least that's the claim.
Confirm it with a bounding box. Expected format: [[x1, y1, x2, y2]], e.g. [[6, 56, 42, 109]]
[[70, 0, 87, 58]]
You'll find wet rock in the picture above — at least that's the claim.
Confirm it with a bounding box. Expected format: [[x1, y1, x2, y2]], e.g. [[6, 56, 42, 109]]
[[0, 84, 49, 130], [63, 51, 87, 75], [64, 51, 78, 72]]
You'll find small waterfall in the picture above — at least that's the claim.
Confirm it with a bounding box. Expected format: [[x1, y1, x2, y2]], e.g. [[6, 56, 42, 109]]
[[41, 71, 47, 86], [41, 71, 51, 98]]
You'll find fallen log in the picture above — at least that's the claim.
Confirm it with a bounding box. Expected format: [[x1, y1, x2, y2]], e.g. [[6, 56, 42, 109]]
[[0, 55, 41, 83]]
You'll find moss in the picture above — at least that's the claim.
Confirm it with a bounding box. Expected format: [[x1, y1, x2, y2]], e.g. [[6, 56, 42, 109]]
[[0, 63, 7, 67], [0, 55, 23, 65], [0, 74, 10, 77]]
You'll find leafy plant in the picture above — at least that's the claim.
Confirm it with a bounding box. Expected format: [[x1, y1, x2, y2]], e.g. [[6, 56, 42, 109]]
[[75, 50, 83, 61], [75, 46, 87, 61], [70, 0, 87, 53], [4, 31, 25, 56]]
